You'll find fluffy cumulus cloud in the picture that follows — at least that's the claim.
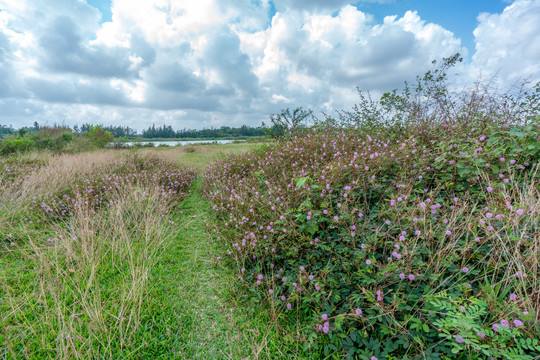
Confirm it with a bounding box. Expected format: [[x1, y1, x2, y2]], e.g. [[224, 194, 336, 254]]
[[471, 0, 540, 85], [0, 0, 538, 131]]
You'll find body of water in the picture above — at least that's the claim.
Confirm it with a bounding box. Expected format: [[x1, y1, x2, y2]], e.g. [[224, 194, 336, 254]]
[[109, 139, 243, 147]]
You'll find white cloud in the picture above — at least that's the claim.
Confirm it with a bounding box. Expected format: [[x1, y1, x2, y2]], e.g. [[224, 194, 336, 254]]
[[471, 0, 540, 85], [0, 0, 538, 131]]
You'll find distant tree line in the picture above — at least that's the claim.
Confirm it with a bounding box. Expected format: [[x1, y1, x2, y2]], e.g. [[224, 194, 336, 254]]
[[142, 124, 266, 139]]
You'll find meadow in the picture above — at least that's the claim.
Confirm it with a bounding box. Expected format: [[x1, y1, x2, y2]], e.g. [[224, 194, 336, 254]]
[[1, 59, 539, 359]]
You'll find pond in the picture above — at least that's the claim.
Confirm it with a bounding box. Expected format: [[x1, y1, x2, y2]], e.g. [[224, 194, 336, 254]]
[[109, 139, 244, 147]]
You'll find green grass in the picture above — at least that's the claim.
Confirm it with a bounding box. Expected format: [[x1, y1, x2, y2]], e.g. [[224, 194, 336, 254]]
[[1, 144, 311, 359]]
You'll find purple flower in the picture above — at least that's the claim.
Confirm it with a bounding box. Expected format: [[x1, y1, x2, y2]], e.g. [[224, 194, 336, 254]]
[[269, 289, 274, 294], [446, 230, 452, 236], [371, 357, 377, 360], [377, 290, 383, 301], [492, 324, 499, 331], [322, 314, 328, 320], [355, 308, 362, 315], [462, 267, 469, 273], [516, 209, 524, 215], [287, 303, 292, 309], [455, 335, 464, 344], [510, 293, 517, 301], [281, 296, 286, 301], [408, 274, 415, 281], [477, 332, 486, 339], [487, 187, 493, 192], [500, 319, 509, 327], [366, 260, 371, 265], [399, 273, 405, 280], [513, 319, 524, 327]]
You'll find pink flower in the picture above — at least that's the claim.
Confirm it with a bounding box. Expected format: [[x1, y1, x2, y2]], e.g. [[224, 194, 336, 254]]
[[355, 308, 362, 315], [399, 273, 405, 280], [477, 332, 485, 339], [366, 260, 371, 265], [516, 209, 524, 215], [513, 319, 524, 327], [408, 274, 415, 281], [462, 267, 468, 273], [487, 187, 493, 192], [455, 335, 464, 343], [510, 293, 517, 301]]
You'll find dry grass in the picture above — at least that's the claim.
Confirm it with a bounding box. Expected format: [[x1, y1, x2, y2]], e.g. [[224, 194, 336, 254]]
[[0, 150, 191, 358]]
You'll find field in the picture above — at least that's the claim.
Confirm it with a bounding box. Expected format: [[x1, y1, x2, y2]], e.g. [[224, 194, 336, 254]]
[[1, 115, 539, 359], [1, 62, 540, 358], [0, 143, 294, 359]]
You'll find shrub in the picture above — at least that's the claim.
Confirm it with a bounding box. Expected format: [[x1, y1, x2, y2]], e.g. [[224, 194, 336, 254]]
[[204, 58, 540, 357]]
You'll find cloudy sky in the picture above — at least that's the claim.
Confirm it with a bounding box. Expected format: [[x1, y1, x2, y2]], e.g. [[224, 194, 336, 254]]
[[0, 0, 539, 131]]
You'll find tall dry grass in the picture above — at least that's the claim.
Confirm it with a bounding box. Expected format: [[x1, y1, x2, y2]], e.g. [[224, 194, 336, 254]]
[[0, 150, 192, 358]]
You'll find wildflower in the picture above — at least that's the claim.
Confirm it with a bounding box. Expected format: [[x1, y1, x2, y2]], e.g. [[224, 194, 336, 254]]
[[500, 320, 509, 327], [308, 275, 314, 280], [408, 274, 415, 281], [516, 209, 524, 215], [515, 271, 522, 278], [513, 320, 524, 327], [420, 202, 426, 208], [492, 324, 499, 331], [377, 290, 383, 301], [269, 289, 274, 294], [355, 308, 362, 315], [415, 230, 421, 236], [462, 267, 469, 273], [281, 296, 286, 301], [287, 303, 292, 309], [371, 357, 378, 360], [366, 260, 371, 265], [510, 293, 517, 301], [399, 273, 405, 280], [477, 332, 486, 339], [455, 335, 464, 344], [487, 186, 493, 192], [446, 230, 452, 236]]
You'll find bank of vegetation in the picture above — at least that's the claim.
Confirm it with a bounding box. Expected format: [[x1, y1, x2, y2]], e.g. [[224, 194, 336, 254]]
[[203, 56, 540, 359]]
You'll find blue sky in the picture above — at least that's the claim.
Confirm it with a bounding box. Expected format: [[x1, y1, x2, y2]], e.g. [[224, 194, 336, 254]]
[[0, 0, 538, 131]]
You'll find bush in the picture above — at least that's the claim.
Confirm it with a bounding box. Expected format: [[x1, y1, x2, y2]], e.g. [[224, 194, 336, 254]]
[[204, 58, 540, 358], [0, 136, 35, 155]]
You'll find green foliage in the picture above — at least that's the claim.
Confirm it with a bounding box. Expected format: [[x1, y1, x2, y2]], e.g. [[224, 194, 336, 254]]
[[85, 125, 114, 147], [204, 66, 540, 358], [263, 107, 312, 138], [0, 136, 35, 155]]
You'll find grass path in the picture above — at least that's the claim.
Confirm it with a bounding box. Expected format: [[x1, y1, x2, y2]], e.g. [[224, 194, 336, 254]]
[[134, 180, 285, 359]]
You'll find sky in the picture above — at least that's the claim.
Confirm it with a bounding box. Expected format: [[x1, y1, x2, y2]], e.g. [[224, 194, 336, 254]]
[[0, 0, 539, 131]]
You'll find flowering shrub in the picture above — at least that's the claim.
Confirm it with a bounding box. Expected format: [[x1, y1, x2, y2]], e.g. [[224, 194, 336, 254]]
[[204, 115, 539, 358], [26, 153, 198, 222]]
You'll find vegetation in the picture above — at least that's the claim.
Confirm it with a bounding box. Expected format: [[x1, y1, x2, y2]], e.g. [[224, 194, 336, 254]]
[[203, 57, 540, 359], [1, 55, 539, 359]]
